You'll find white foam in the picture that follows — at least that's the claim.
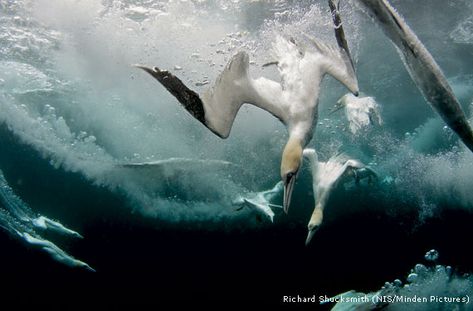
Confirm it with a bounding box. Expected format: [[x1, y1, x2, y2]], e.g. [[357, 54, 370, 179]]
[[337, 93, 382, 135], [450, 16, 473, 44]]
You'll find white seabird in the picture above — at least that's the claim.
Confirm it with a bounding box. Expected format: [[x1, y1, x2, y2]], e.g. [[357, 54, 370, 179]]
[[302, 148, 377, 245], [233, 181, 283, 223], [356, 0, 473, 153], [31, 216, 83, 239], [0, 171, 83, 239], [0, 170, 90, 270], [331, 93, 382, 134], [19, 231, 95, 272], [136, 35, 359, 213]]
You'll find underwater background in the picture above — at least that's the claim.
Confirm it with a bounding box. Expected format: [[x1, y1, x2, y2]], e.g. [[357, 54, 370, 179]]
[[1, 0, 473, 308]]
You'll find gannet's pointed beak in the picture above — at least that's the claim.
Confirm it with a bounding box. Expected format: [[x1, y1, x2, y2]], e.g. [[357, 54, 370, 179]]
[[305, 227, 319, 246], [83, 265, 96, 273], [73, 232, 84, 239], [283, 174, 296, 214], [75, 260, 95, 272]]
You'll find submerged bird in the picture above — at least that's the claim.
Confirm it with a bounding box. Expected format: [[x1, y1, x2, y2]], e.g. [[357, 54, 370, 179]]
[[331, 93, 382, 134], [0, 170, 91, 271], [19, 232, 95, 272], [303, 148, 377, 245], [136, 35, 359, 213], [356, 0, 473, 153], [233, 181, 283, 223], [31, 216, 83, 239]]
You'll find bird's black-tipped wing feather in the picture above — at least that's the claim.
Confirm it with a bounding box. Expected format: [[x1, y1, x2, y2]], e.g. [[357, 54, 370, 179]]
[[136, 66, 206, 125]]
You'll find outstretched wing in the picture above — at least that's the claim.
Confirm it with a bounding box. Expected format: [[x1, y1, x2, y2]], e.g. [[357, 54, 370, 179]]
[[261, 181, 283, 203], [328, 0, 356, 73], [119, 158, 235, 169], [137, 52, 286, 138], [118, 158, 239, 179], [304, 35, 359, 96], [135, 65, 206, 124], [357, 0, 473, 153]]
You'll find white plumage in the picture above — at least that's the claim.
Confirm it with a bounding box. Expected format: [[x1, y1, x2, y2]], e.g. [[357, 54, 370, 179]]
[[303, 148, 377, 245], [334, 93, 382, 134], [137, 34, 359, 213], [232, 182, 283, 223]]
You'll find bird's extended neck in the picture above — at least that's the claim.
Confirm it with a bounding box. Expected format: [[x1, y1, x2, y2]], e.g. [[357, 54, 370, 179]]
[[303, 148, 318, 168], [308, 203, 323, 229], [281, 136, 303, 176]]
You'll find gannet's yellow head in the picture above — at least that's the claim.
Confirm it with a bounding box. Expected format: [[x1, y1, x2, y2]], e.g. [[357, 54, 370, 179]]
[[305, 203, 323, 246], [281, 137, 303, 214]]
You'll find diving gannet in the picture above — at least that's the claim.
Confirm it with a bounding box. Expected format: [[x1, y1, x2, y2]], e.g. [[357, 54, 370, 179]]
[[356, 0, 473, 153], [233, 181, 283, 222], [32, 216, 83, 239], [0, 171, 83, 239], [331, 93, 382, 134], [19, 231, 95, 272], [1, 170, 89, 269], [136, 35, 359, 213], [303, 148, 377, 245]]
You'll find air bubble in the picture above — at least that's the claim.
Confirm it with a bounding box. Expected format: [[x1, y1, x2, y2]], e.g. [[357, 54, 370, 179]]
[[446, 266, 453, 277], [424, 249, 439, 262], [414, 264, 428, 276], [407, 273, 418, 283]]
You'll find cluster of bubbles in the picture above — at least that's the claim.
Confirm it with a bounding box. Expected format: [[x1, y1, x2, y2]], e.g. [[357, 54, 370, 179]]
[[450, 16, 473, 44], [331, 249, 473, 310]]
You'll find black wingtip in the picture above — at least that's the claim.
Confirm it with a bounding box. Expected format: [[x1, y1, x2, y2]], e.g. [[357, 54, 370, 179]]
[[134, 64, 155, 74], [135, 63, 207, 126]]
